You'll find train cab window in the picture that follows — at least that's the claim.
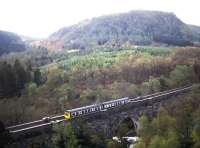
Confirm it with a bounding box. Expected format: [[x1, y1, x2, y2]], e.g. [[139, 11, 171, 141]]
[[72, 112, 76, 116], [73, 112, 77, 116]]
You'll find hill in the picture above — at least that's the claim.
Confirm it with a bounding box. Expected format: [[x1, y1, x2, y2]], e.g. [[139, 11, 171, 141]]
[[47, 10, 200, 50], [0, 30, 26, 56]]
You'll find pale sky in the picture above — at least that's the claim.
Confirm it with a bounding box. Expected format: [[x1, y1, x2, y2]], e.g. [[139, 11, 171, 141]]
[[0, 0, 199, 38]]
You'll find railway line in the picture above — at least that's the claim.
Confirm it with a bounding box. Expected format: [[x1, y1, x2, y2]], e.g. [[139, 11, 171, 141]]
[[5, 85, 195, 139]]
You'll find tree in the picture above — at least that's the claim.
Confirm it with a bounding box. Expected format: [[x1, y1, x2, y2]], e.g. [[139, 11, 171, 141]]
[[137, 109, 179, 148], [142, 76, 161, 94], [192, 109, 200, 148], [137, 115, 153, 146], [14, 59, 28, 92], [0, 121, 11, 147], [193, 60, 200, 82], [169, 65, 195, 87], [148, 136, 165, 148], [34, 68, 42, 86], [151, 108, 176, 137], [52, 123, 78, 148], [0, 62, 16, 98], [26, 82, 37, 96]]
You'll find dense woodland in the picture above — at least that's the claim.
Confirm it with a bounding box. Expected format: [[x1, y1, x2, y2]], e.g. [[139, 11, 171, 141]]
[[0, 45, 200, 147]]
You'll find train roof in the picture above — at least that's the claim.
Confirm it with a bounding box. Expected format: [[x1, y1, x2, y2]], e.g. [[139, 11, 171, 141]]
[[67, 104, 97, 112], [65, 97, 128, 112], [103, 97, 128, 104]]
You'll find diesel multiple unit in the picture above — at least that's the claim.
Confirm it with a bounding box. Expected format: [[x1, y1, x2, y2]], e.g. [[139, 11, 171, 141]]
[[64, 97, 129, 120]]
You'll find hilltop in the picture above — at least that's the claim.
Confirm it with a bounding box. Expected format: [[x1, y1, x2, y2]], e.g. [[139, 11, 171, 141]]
[[0, 30, 26, 56], [47, 10, 200, 50]]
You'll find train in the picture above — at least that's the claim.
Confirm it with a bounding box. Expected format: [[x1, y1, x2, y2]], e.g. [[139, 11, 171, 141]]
[[64, 86, 193, 120], [64, 97, 129, 120]]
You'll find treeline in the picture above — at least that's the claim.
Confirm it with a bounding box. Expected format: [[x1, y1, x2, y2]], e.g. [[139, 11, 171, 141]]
[[0, 60, 43, 98]]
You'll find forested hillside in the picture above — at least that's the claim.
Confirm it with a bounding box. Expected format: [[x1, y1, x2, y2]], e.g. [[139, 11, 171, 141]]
[[47, 11, 200, 50], [0, 30, 26, 56], [0, 46, 200, 124], [0, 45, 200, 147]]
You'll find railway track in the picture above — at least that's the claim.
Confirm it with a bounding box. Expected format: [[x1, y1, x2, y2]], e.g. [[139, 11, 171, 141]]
[[6, 114, 65, 137], [129, 85, 193, 102], [5, 85, 195, 138]]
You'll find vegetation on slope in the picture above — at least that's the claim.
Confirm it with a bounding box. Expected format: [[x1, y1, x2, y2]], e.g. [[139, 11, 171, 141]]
[[48, 11, 200, 50], [0, 46, 200, 147]]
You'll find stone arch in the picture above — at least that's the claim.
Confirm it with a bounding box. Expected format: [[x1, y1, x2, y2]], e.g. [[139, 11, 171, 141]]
[[111, 115, 139, 136]]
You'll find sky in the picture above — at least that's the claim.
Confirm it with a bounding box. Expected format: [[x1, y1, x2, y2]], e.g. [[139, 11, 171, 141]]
[[0, 0, 200, 38]]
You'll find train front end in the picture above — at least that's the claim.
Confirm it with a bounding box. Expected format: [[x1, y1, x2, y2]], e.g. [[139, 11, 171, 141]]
[[64, 110, 71, 120]]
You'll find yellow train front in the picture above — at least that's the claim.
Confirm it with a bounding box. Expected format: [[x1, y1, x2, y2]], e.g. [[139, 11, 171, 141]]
[[64, 111, 71, 120]]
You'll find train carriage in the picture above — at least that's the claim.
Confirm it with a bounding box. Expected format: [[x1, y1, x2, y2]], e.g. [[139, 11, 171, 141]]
[[64, 97, 129, 120]]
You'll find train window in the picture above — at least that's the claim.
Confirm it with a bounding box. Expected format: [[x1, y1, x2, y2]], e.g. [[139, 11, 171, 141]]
[[78, 111, 82, 115], [92, 108, 95, 111]]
